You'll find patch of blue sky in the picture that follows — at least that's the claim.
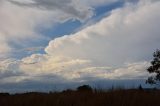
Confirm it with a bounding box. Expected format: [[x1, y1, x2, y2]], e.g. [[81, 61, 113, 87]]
[[39, 20, 82, 40], [38, 0, 126, 40], [8, 36, 47, 59], [93, 0, 139, 21], [95, 1, 124, 18], [75, 1, 125, 32]]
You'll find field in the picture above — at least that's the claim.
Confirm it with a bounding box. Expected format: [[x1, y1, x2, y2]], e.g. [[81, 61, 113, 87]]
[[0, 87, 160, 106]]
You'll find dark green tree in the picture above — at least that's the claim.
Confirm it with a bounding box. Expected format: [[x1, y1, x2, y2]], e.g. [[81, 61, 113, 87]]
[[146, 49, 160, 84]]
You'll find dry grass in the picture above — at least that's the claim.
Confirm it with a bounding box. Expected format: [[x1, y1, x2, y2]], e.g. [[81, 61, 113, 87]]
[[0, 89, 160, 106]]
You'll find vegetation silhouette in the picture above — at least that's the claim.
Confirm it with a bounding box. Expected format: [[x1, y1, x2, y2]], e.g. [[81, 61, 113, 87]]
[[77, 85, 92, 92], [0, 85, 160, 106], [146, 49, 160, 84], [138, 84, 143, 91]]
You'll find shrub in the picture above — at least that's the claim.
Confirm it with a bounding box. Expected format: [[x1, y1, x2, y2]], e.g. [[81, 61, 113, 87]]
[[77, 85, 92, 92]]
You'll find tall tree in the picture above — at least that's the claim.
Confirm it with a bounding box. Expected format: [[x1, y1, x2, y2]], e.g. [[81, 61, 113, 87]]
[[146, 49, 160, 84]]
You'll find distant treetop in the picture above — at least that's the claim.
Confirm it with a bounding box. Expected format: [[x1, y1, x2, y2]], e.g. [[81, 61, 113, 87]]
[[77, 85, 92, 92]]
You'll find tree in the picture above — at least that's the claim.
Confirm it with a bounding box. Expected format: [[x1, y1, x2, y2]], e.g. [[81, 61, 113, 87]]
[[146, 49, 160, 84], [138, 84, 143, 90], [77, 85, 92, 92]]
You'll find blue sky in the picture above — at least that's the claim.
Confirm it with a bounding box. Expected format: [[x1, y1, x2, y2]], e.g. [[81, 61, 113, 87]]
[[0, 0, 160, 92]]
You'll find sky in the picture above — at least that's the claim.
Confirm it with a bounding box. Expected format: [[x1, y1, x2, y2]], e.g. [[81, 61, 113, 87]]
[[0, 0, 160, 92]]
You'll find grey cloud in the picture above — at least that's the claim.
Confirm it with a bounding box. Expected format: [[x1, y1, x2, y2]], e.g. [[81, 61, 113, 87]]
[[8, 0, 94, 21], [0, 59, 24, 80]]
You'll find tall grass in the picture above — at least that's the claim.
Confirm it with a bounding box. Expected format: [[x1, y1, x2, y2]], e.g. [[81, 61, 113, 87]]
[[0, 87, 160, 106]]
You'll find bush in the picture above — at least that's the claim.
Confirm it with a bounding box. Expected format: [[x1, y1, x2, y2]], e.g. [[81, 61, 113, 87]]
[[77, 85, 92, 92]]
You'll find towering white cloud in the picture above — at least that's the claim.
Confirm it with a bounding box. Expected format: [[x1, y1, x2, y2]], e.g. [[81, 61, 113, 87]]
[[43, 0, 159, 80], [45, 0, 160, 67]]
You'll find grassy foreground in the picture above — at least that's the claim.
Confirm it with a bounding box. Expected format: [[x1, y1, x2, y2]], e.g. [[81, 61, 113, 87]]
[[0, 88, 160, 106]]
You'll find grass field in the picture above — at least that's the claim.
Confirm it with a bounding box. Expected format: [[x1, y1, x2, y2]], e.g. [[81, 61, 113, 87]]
[[0, 87, 160, 106]]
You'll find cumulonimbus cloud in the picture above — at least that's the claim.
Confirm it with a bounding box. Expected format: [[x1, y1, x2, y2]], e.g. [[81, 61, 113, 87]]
[[45, 0, 160, 66]]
